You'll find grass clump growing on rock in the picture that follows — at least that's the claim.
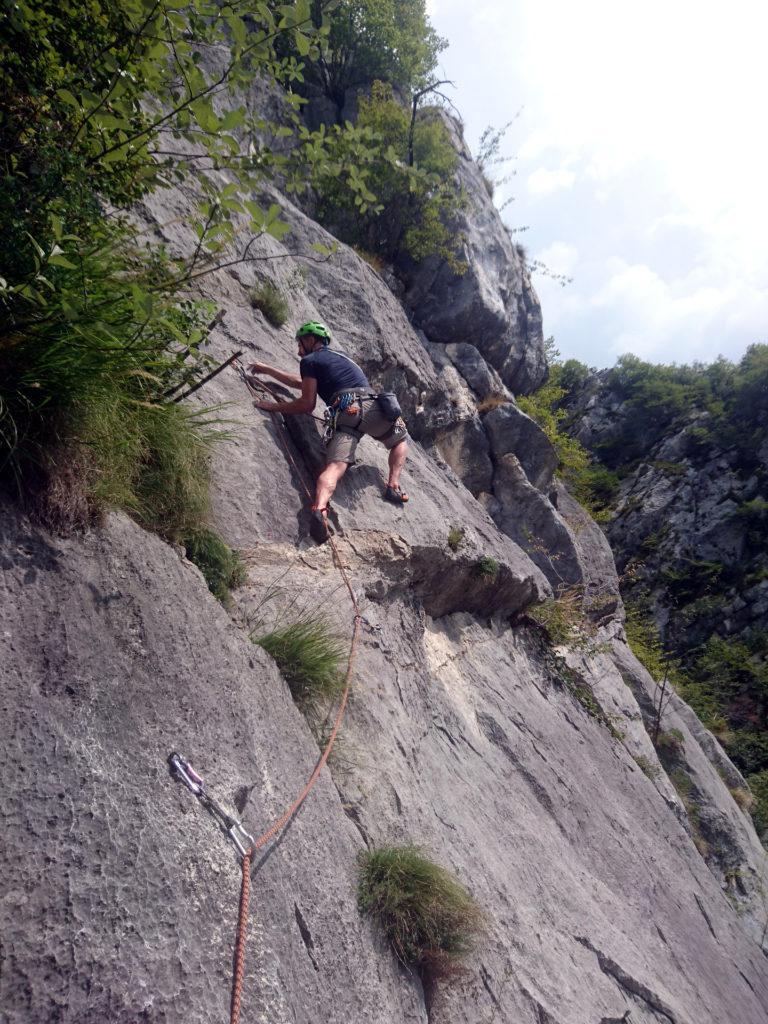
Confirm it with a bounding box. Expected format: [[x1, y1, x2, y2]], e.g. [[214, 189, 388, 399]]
[[250, 280, 289, 327], [634, 754, 661, 780], [447, 526, 465, 552], [357, 845, 485, 982], [253, 616, 346, 710], [474, 556, 499, 579], [184, 529, 246, 604]]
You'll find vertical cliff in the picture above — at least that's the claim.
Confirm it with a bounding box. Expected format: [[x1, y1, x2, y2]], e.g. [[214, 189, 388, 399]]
[[3, 40, 768, 1024]]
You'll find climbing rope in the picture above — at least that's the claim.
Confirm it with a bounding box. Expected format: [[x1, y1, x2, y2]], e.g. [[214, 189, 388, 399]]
[[173, 358, 362, 1024]]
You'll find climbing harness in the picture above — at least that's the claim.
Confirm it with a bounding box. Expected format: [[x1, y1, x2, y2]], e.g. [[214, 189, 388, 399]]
[[322, 390, 364, 445], [169, 357, 363, 1024]]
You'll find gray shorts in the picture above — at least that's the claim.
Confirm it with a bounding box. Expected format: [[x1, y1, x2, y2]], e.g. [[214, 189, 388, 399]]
[[325, 397, 409, 464]]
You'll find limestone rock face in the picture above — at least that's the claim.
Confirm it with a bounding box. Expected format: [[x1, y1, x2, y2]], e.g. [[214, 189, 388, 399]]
[[399, 113, 547, 395], [483, 403, 559, 493], [3, 75, 768, 1024]]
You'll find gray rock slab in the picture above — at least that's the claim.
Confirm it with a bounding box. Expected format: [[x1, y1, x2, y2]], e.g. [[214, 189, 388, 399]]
[[484, 403, 559, 492], [0, 508, 427, 1024]]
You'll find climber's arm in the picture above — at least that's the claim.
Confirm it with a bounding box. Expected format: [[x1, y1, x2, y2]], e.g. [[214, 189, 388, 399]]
[[253, 375, 318, 415], [247, 361, 302, 389]]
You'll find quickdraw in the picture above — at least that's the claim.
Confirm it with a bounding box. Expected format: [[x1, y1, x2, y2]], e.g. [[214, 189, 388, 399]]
[[168, 752, 254, 859]]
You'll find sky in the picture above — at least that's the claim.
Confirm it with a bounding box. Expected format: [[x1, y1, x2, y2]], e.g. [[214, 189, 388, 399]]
[[426, 0, 768, 369]]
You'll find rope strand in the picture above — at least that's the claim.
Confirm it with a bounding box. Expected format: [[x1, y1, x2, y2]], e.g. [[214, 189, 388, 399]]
[[228, 361, 362, 1024]]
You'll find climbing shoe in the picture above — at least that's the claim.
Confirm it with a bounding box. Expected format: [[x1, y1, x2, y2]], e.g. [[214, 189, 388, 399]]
[[384, 484, 409, 505], [310, 507, 331, 544]]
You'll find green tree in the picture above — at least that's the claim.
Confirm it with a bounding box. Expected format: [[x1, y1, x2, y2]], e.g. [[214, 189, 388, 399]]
[[310, 80, 464, 268], [300, 0, 446, 112], [0, 0, 338, 529]]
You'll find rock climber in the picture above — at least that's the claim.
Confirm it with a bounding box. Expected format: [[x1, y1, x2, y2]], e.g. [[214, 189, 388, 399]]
[[248, 321, 409, 543]]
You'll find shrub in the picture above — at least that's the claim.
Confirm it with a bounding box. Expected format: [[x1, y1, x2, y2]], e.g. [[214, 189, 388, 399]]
[[447, 526, 464, 552], [310, 81, 465, 270], [253, 616, 347, 710], [250, 280, 289, 328], [357, 845, 485, 981], [474, 556, 499, 579], [184, 529, 246, 604]]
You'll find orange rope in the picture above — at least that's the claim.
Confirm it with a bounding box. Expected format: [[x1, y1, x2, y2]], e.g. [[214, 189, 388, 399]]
[[228, 362, 362, 1024]]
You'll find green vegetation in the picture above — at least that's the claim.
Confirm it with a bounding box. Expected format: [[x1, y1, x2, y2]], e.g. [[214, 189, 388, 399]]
[[250, 280, 290, 328], [655, 728, 685, 759], [184, 529, 246, 604], [474, 556, 499, 579], [295, 0, 446, 108], [310, 81, 465, 270], [447, 526, 465, 552], [746, 770, 768, 838], [1, 0, 339, 535], [357, 845, 485, 981], [516, 341, 618, 520], [634, 754, 661, 780], [253, 616, 347, 710], [528, 587, 589, 648]]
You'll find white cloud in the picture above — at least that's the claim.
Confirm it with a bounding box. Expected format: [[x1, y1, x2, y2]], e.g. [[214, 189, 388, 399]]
[[430, 0, 768, 366], [533, 241, 579, 276], [527, 167, 576, 196]]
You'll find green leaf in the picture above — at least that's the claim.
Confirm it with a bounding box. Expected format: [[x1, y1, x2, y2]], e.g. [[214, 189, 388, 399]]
[[48, 254, 78, 269], [56, 88, 81, 109], [294, 29, 311, 56], [228, 15, 247, 46], [266, 219, 291, 241]]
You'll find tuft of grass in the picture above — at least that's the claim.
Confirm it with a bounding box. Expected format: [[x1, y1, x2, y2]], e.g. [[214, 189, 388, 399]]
[[474, 556, 499, 579], [253, 615, 346, 710], [476, 393, 509, 414], [655, 728, 685, 759], [357, 845, 485, 983], [250, 280, 289, 327], [184, 528, 246, 604], [729, 786, 757, 815], [529, 587, 589, 649], [353, 247, 388, 275], [634, 754, 661, 780], [447, 526, 465, 552]]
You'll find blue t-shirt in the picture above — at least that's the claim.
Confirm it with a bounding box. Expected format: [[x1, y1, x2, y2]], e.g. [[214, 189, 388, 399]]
[[300, 348, 370, 405]]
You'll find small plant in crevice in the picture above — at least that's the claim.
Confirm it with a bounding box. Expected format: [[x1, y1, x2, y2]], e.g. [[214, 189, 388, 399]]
[[184, 529, 246, 605], [357, 845, 486, 984], [655, 728, 685, 761], [474, 556, 499, 580], [447, 526, 465, 552], [552, 656, 624, 740], [729, 786, 757, 815], [668, 767, 710, 857], [476, 393, 509, 414], [250, 279, 289, 328], [252, 615, 346, 712], [634, 754, 661, 780]]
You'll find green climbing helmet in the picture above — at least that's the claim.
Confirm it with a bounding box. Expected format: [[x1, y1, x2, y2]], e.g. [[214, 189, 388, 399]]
[[296, 321, 331, 345]]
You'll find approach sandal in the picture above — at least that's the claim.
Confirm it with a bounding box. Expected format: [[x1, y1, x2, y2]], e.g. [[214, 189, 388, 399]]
[[383, 485, 409, 505], [309, 506, 332, 544]]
